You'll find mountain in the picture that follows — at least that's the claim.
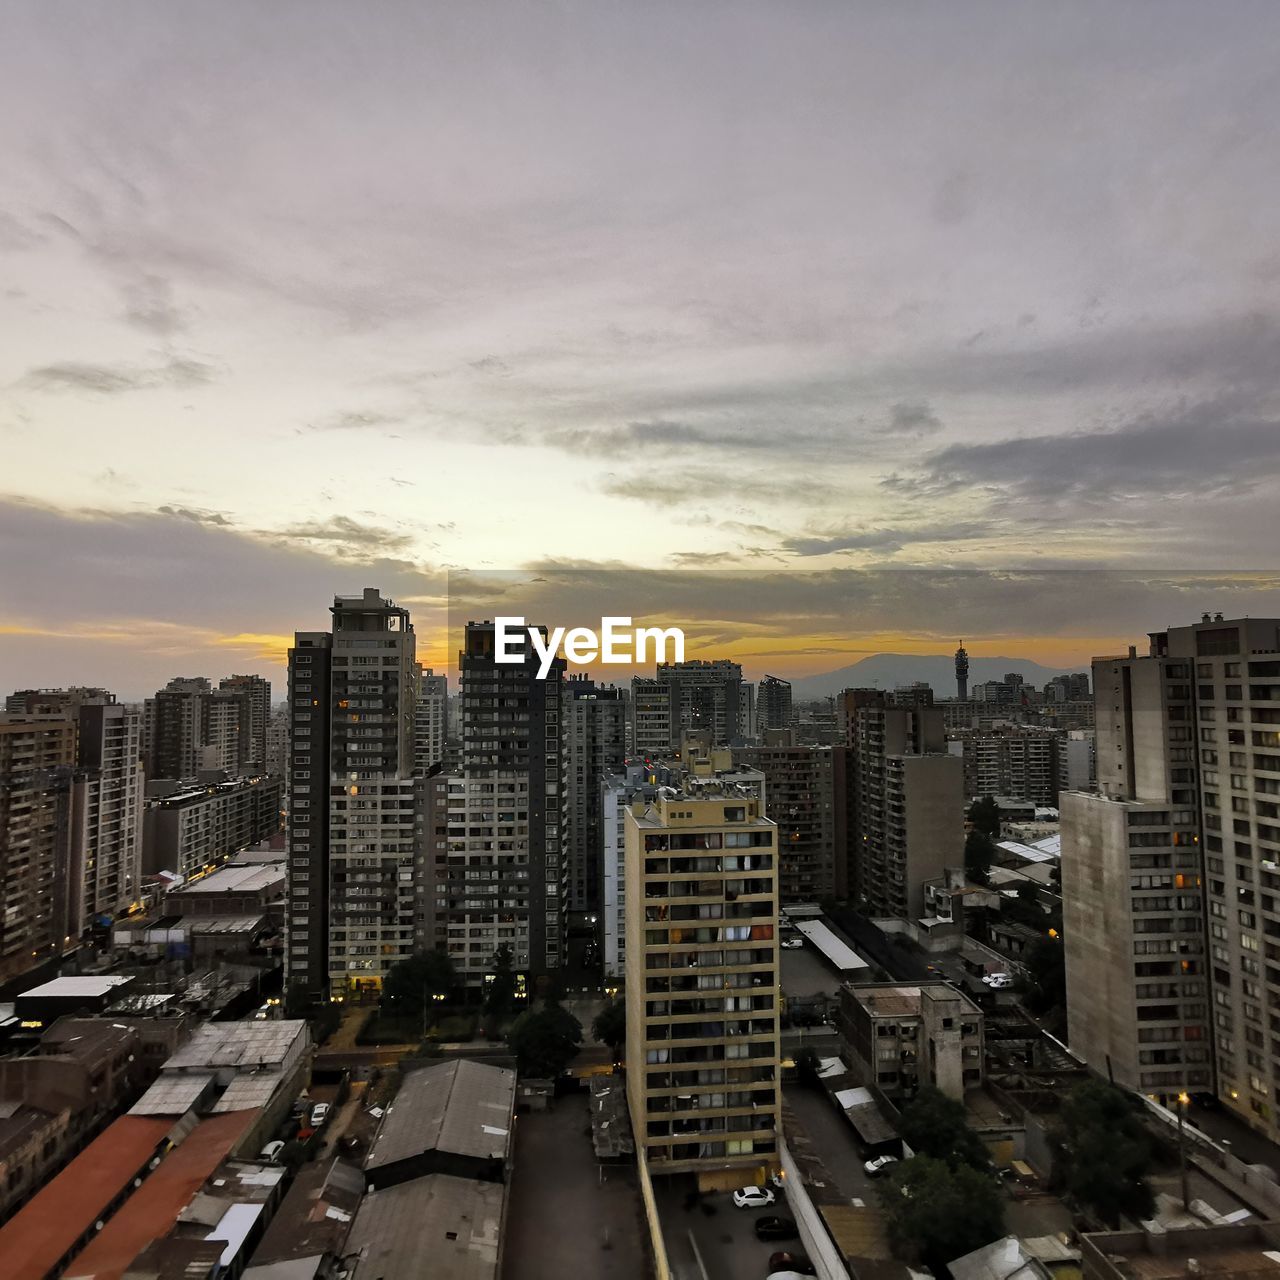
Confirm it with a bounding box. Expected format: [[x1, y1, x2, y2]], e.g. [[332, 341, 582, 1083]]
[[787, 653, 1080, 702]]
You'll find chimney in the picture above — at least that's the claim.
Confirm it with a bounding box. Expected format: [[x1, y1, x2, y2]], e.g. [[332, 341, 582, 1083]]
[[1214, 613, 1224, 622], [1201, 613, 1211, 623], [1128, 645, 1137, 659]]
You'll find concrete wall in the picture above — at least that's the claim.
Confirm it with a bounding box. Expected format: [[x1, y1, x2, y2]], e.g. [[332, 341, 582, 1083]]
[[779, 1137, 852, 1280]]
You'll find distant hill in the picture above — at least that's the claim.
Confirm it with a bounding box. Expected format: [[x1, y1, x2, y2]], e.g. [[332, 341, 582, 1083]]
[[788, 653, 1080, 701]]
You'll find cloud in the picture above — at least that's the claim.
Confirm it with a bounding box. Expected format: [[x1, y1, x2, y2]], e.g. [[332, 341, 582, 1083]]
[[272, 515, 416, 554], [884, 401, 942, 435], [599, 468, 843, 510], [780, 521, 994, 557], [156, 504, 231, 526], [121, 273, 185, 336], [892, 396, 1280, 505], [21, 356, 216, 394]]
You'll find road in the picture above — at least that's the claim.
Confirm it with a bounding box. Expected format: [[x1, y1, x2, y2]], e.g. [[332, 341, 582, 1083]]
[[657, 1178, 799, 1280], [502, 1094, 646, 1280], [1187, 1099, 1280, 1174]]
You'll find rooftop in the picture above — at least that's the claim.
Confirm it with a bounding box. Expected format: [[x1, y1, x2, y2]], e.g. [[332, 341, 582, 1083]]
[[247, 1158, 364, 1267], [345, 1174, 504, 1280], [19, 975, 133, 1001], [66, 1110, 260, 1280], [793, 920, 871, 972], [0, 1115, 174, 1279], [171, 863, 285, 896], [163, 1020, 306, 1072], [366, 1059, 515, 1173]]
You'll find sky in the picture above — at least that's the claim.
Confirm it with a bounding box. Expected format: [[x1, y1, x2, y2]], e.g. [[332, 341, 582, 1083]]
[[2, 2, 1280, 698]]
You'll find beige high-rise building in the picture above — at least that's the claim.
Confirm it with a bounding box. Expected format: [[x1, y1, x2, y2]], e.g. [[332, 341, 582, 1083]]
[[624, 778, 781, 1189], [1063, 615, 1280, 1120]]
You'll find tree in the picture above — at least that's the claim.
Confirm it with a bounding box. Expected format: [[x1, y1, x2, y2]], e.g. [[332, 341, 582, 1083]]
[[1021, 934, 1066, 1016], [382, 948, 455, 1025], [880, 1156, 1005, 1274], [591, 997, 627, 1062], [898, 1085, 991, 1171], [968, 795, 1001, 838], [507, 1000, 583, 1077], [484, 944, 518, 1020], [965, 829, 995, 885], [794, 1046, 822, 1089], [1051, 1078, 1154, 1226]]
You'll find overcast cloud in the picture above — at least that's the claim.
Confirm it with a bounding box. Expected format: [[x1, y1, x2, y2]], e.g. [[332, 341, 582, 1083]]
[[2, 1, 1279, 691]]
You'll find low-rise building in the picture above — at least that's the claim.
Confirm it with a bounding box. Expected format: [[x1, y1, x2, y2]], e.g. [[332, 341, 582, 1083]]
[[1081, 1220, 1280, 1279], [837, 981, 984, 1100]]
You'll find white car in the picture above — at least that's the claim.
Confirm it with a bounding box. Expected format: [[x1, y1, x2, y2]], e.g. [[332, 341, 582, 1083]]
[[309, 1102, 332, 1128], [781, 938, 804, 950], [732, 1185, 776, 1209], [983, 973, 1013, 989], [864, 1154, 899, 1177], [259, 1140, 285, 1162]]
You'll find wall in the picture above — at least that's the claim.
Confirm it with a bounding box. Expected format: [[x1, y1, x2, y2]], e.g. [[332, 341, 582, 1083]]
[[779, 1137, 852, 1280]]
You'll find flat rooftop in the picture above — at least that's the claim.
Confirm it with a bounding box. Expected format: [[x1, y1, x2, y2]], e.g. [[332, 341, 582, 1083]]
[[164, 1020, 306, 1071], [173, 863, 284, 895], [794, 920, 871, 972], [19, 975, 133, 1000]]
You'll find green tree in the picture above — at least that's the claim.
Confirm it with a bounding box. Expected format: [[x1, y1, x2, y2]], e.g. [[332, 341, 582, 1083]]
[[968, 795, 1001, 838], [794, 1046, 822, 1089], [591, 997, 627, 1062], [484, 944, 518, 1019], [1021, 934, 1066, 1015], [880, 1156, 1005, 1273], [898, 1085, 991, 1171], [507, 1000, 583, 1077], [1051, 1078, 1154, 1226], [382, 948, 455, 1025], [965, 829, 995, 885]]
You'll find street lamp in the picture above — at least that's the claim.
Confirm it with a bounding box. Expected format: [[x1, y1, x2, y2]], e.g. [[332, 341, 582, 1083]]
[[1176, 1091, 1191, 1208]]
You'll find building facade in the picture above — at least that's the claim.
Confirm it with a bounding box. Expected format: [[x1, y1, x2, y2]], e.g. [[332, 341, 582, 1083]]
[[421, 621, 565, 989], [624, 780, 781, 1186], [0, 717, 77, 983], [143, 774, 283, 879], [562, 679, 626, 913], [413, 666, 448, 775], [286, 588, 419, 1005]]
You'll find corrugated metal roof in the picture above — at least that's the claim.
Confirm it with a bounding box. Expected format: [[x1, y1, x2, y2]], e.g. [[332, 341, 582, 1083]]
[[0, 1115, 174, 1279], [129, 1072, 215, 1116], [175, 864, 284, 895], [164, 1020, 305, 1070], [65, 1110, 259, 1280], [346, 1175, 504, 1280], [365, 1060, 514, 1173]]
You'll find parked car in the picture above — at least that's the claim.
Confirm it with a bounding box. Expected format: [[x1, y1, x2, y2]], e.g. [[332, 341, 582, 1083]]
[[768, 1251, 816, 1276], [310, 1102, 332, 1128], [780, 938, 804, 950], [864, 1154, 899, 1177], [733, 1185, 776, 1209], [982, 972, 1014, 989], [755, 1216, 799, 1241], [259, 1140, 285, 1162]]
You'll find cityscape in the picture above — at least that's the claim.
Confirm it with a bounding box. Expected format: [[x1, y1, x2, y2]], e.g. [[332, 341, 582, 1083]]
[[4, 4, 1280, 1280]]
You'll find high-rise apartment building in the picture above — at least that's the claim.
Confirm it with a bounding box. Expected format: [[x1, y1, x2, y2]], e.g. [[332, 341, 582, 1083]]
[[562, 678, 626, 913], [422, 621, 565, 989], [948, 726, 1064, 806], [632, 661, 744, 754], [732, 742, 848, 902], [147, 677, 262, 780], [218, 674, 272, 773], [847, 693, 964, 918], [1062, 644, 1212, 1098], [413, 667, 448, 775], [0, 717, 77, 983], [143, 774, 283, 878], [624, 779, 781, 1187], [285, 589, 419, 1006], [601, 766, 655, 981], [1065, 616, 1280, 1128], [6, 689, 145, 933], [757, 676, 792, 735]]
